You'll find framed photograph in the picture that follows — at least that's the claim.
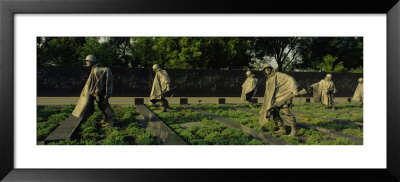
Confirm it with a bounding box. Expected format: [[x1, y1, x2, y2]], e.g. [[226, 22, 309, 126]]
[[1, 0, 399, 181]]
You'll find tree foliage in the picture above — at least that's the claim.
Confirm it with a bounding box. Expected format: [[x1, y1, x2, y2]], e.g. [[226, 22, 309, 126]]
[[250, 37, 302, 71], [37, 37, 363, 72], [296, 37, 363, 72]]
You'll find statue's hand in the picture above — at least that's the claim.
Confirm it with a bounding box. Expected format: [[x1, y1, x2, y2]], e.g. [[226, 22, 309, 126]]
[[95, 95, 100, 103]]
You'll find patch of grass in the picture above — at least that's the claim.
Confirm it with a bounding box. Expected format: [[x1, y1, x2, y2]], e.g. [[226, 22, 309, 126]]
[[342, 128, 363, 137], [37, 105, 59, 119], [280, 136, 301, 144], [149, 105, 264, 145], [37, 112, 70, 141], [194, 104, 357, 145], [38, 105, 156, 145]]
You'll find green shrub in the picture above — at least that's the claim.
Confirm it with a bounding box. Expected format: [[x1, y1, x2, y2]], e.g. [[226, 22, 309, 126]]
[[342, 128, 363, 137], [37, 105, 59, 119], [280, 136, 301, 144], [102, 131, 129, 145], [60, 104, 76, 113]]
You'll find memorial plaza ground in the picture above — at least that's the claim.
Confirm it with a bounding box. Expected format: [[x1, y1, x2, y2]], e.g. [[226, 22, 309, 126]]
[[37, 97, 363, 145]]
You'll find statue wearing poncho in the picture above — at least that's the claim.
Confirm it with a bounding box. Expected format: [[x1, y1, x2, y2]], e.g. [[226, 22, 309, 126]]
[[241, 71, 258, 106], [310, 74, 336, 109], [258, 64, 299, 136], [150, 64, 171, 112], [352, 78, 363, 107], [72, 59, 114, 125]]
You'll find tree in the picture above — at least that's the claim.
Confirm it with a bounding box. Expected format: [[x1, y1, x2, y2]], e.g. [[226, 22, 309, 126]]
[[129, 37, 157, 68], [296, 37, 363, 72], [108, 37, 133, 66], [37, 37, 86, 66], [317, 54, 346, 72], [129, 37, 252, 70], [250, 37, 302, 71], [79, 37, 119, 67]]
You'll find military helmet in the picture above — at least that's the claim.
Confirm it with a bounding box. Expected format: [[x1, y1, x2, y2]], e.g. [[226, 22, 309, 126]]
[[262, 63, 273, 70], [152, 64, 160, 70], [326, 73, 332, 78], [246, 71, 252, 76], [85, 55, 97, 63]]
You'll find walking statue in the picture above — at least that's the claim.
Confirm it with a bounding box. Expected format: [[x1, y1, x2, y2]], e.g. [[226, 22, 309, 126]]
[[72, 55, 115, 126], [241, 71, 258, 107], [309, 73, 337, 110], [352, 78, 363, 107], [258, 63, 299, 136], [149, 64, 171, 112]]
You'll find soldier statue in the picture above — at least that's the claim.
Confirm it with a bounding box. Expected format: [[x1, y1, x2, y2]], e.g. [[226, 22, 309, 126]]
[[310, 73, 337, 110], [72, 55, 115, 126], [241, 71, 258, 107], [149, 64, 171, 112], [352, 78, 363, 107], [259, 63, 299, 136]]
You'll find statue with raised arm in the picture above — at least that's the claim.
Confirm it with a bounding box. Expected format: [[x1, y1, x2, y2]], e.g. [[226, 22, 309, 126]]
[[241, 71, 258, 107], [72, 55, 115, 126], [310, 73, 337, 110]]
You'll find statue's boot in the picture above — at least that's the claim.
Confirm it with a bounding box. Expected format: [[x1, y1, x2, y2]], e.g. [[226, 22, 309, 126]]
[[289, 124, 297, 136], [249, 102, 254, 108], [277, 126, 286, 135], [106, 116, 115, 126]]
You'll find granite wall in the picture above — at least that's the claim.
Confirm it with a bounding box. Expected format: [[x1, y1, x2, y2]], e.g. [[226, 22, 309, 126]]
[[37, 66, 363, 97]]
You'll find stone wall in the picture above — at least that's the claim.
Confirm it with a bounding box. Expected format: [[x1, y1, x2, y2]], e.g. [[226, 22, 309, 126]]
[[37, 66, 363, 97]]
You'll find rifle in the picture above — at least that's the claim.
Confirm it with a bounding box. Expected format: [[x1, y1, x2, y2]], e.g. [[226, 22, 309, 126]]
[[154, 86, 177, 98]]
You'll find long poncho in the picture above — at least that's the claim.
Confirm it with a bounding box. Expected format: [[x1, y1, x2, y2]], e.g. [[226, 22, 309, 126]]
[[150, 69, 170, 101], [72, 66, 113, 118], [241, 76, 258, 101], [259, 71, 298, 126], [352, 83, 363, 102], [311, 79, 336, 106]]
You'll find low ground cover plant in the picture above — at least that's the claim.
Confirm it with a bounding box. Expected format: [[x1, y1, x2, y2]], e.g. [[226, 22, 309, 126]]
[[235, 102, 363, 138], [38, 105, 156, 145], [148, 104, 264, 145], [195, 104, 357, 145]]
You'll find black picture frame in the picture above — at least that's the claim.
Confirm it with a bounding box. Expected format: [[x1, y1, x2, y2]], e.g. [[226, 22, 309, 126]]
[[1, 0, 399, 181]]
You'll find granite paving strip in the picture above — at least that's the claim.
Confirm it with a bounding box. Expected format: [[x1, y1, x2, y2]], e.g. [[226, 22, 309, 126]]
[[178, 122, 203, 130], [44, 115, 83, 144], [135, 105, 186, 145]]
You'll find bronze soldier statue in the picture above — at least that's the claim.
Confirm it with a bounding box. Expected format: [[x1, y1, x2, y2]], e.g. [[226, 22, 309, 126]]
[[149, 64, 171, 112], [241, 71, 258, 107], [72, 55, 115, 126], [352, 78, 363, 107], [310, 73, 337, 110], [259, 63, 299, 136]]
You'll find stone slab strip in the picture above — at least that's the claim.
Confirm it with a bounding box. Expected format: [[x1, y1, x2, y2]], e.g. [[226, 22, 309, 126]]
[[44, 115, 83, 144], [187, 106, 290, 145], [135, 105, 186, 145], [231, 106, 363, 145]]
